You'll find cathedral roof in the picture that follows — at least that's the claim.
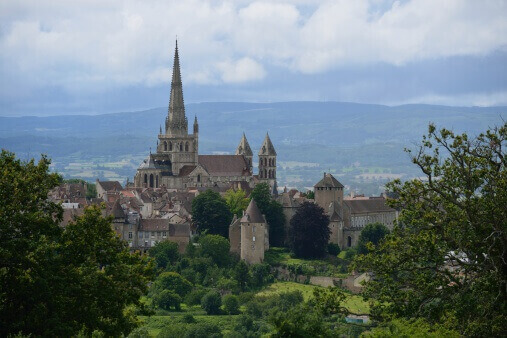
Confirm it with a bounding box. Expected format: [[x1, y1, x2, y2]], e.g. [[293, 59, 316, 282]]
[[235, 133, 253, 156], [198, 155, 250, 176], [258, 133, 277, 156], [241, 199, 265, 223], [139, 155, 156, 169], [314, 172, 344, 188], [178, 165, 197, 177]]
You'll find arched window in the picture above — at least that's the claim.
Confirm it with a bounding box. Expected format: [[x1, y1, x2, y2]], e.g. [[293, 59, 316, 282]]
[[185, 142, 189, 151], [264, 169, 267, 178], [347, 236, 352, 247], [179, 143, 183, 151], [156, 175, 159, 188], [149, 174, 154, 188], [163, 141, 167, 151], [144, 174, 147, 185], [169, 142, 173, 151], [197, 174, 201, 183]]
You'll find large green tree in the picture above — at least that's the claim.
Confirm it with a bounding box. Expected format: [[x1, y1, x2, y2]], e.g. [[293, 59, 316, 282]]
[[289, 201, 330, 258], [357, 223, 390, 254], [251, 183, 286, 246], [198, 234, 231, 267], [192, 189, 233, 238], [149, 240, 180, 269], [224, 188, 250, 217], [354, 123, 507, 336], [0, 150, 154, 337]]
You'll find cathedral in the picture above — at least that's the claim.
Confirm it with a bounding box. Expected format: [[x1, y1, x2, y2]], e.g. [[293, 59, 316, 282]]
[[134, 41, 277, 192]]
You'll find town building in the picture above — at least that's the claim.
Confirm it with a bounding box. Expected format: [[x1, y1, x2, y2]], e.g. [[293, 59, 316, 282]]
[[314, 172, 398, 249]]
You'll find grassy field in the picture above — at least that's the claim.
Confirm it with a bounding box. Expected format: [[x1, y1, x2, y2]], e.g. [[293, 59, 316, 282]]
[[264, 247, 349, 278], [256, 282, 369, 314]]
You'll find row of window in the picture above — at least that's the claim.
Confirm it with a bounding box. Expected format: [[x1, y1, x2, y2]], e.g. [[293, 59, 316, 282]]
[[162, 141, 189, 152], [259, 157, 276, 166], [138, 231, 167, 238], [259, 169, 276, 179]]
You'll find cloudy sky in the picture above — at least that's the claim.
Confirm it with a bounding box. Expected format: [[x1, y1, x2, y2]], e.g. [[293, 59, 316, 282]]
[[1, 0, 506, 116]]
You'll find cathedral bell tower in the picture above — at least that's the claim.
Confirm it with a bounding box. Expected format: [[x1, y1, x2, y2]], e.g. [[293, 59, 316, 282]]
[[258, 133, 277, 193], [236, 132, 253, 173]]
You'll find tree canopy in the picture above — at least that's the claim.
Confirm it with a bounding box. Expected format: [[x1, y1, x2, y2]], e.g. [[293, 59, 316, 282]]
[[191, 189, 233, 238], [289, 201, 330, 258], [198, 234, 231, 267], [251, 183, 286, 246], [357, 222, 390, 254], [224, 188, 250, 217], [0, 149, 154, 337], [149, 240, 180, 269], [353, 123, 507, 336]]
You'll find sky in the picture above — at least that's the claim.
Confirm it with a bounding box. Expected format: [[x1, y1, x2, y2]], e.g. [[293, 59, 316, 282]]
[[0, 0, 506, 116]]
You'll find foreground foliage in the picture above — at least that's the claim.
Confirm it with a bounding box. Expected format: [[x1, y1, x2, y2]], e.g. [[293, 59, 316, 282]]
[[0, 150, 154, 336], [354, 123, 507, 336]]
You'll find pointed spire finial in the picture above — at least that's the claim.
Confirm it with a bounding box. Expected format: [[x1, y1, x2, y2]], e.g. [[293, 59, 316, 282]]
[[160, 125, 162, 134]]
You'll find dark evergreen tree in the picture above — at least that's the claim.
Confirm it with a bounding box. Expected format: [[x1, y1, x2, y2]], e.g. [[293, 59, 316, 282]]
[[289, 201, 330, 258]]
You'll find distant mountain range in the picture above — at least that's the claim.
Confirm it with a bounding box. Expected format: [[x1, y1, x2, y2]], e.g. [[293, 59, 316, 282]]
[[0, 101, 505, 193]]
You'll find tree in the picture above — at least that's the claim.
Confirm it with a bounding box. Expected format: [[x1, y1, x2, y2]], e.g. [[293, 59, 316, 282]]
[[306, 190, 315, 199], [223, 294, 240, 314], [0, 151, 154, 337], [152, 272, 193, 297], [353, 123, 507, 337], [154, 290, 182, 311], [199, 234, 231, 267], [251, 183, 286, 246], [357, 223, 390, 254], [201, 290, 222, 315], [233, 260, 250, 291], [289, 202, 330, 258], [192, 189, 233, 237], [149, 241, 180, 269], [225, 188, 250, 217]]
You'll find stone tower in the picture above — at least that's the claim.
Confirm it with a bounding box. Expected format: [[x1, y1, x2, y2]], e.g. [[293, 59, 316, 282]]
[[240, 199, 269, 264], [314, 172, 344, 210], [258, 133, 277, 192], [156, 40, 198, 175], [236, 132, 253, 172]]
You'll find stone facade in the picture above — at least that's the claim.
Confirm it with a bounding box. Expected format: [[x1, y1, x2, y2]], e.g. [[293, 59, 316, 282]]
[[229, 199, 269, 264], [134, 41, 277, 192], [314, 172, 398, 249]]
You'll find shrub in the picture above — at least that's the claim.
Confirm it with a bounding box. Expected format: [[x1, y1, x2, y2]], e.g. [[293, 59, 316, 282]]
[[185, 288, 209, 306], [152, 272, 193, 297], [154, 290, 182, 311], [181, 314, 196, 324], [127, 327, 149, 338], [201, 290, 222, 315], [223, 294, 240, 315], [327, 243, 341, 256], [238, 292, 255, 305], [157, 324, 187, 338], [185, 322, 222, 338]]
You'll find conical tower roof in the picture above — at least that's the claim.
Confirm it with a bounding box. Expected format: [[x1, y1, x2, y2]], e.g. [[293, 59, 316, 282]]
[[166, 40, 187, 135], [236, 133, 253, 156], [258, 132, 277, 156], [241, 199, 265, 223]]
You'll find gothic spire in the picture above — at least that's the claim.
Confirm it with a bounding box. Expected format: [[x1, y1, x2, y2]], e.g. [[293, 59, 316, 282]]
[[258, 132, 277, 156], [236, 132, 253, 156], [165, 39, 188, 135]]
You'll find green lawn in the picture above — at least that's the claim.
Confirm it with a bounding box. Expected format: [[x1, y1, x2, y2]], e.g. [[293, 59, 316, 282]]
[[256, 282, 369, 314]]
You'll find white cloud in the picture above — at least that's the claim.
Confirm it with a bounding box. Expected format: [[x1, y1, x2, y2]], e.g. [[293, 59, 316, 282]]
[[0, 0, 506, 92], [218, 57, 266, 83]]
